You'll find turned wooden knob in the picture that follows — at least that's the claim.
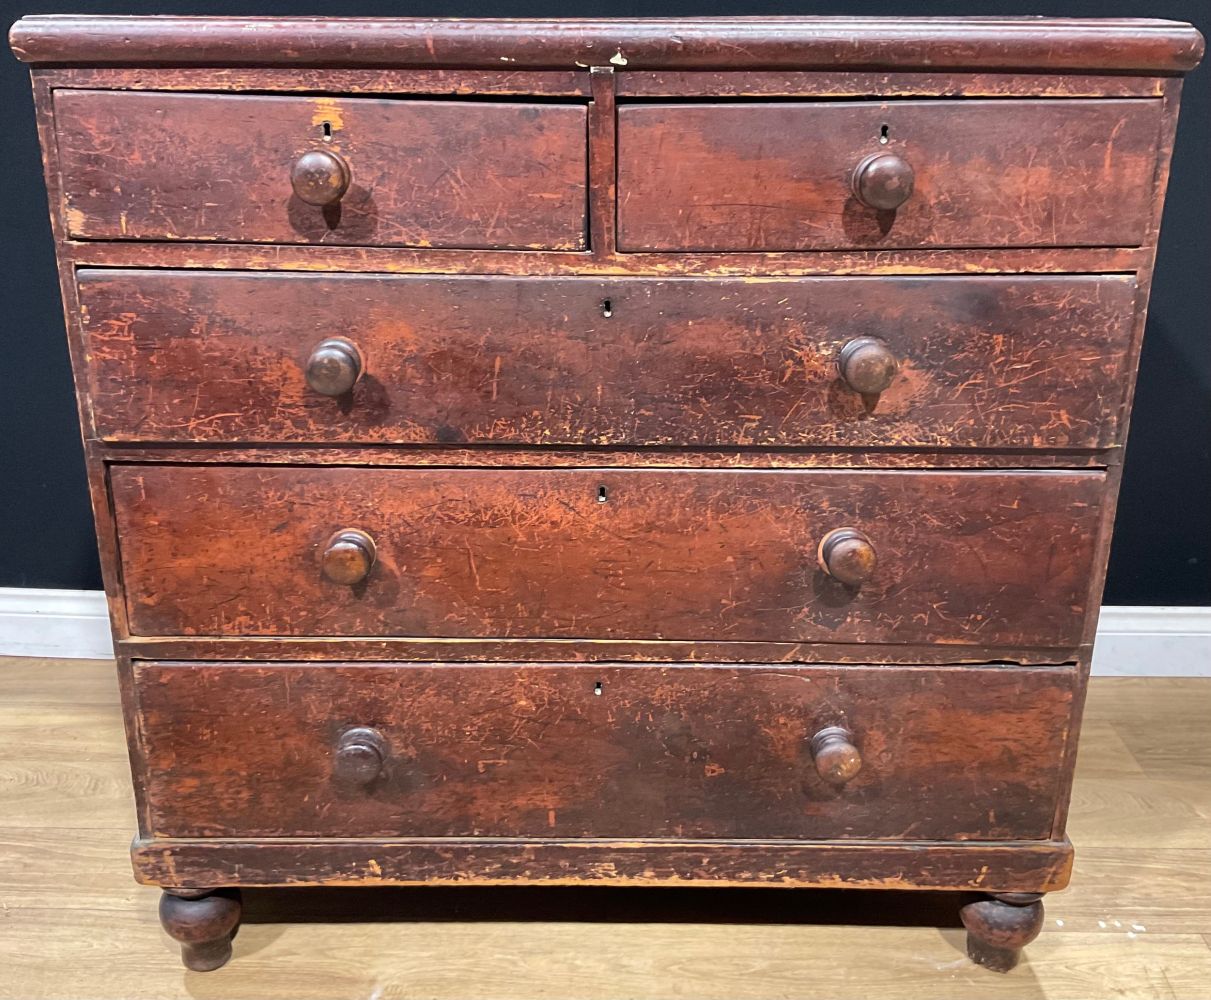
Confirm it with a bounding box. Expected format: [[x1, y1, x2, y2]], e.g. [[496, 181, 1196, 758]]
[[810, 726, 863, 786], [333, 726, 387, 785], [838, 336, 898, 395], [306, 337, 363, 396], [321, 529, 376, 585], [851, 152, 915, 211], [818, 527, 877, 586], [291, 148, 351, 206]]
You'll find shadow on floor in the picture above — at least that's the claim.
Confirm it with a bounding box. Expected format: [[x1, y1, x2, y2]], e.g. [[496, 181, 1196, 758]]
[[239, 885, 976, 929]]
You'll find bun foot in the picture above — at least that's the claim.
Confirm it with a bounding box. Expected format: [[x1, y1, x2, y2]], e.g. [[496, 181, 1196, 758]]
[[960, 892, 1044, 972], [159, 889, 242, 971]]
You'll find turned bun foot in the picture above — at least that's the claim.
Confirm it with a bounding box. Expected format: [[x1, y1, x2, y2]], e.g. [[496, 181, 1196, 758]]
[[960, 893, 1044, 972], [159, 889, 242, 971]]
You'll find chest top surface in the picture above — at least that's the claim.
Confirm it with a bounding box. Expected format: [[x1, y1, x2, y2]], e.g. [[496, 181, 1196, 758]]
[[10, 15, 1205, 72]]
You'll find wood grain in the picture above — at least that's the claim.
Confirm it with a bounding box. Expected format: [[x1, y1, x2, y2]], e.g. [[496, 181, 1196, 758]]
[[115, 636, 1087, 668], [79, 270, 1136, 450], [109, 465, 1103, 646], [618, 99, 1160, 251], [615, 70, 1168, 99], [63, 237, 1149, 276], [53, 90, 588, 250], [132, 839, 1073, 893], [93, 442, 1115, 470], [133, 661, 1074, 841], [39, 66, 591, 96], [11, 16, 1205, 72]]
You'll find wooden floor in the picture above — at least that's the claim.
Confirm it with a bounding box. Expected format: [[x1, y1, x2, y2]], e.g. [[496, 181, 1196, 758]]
[[1, 658, 1208, 999]]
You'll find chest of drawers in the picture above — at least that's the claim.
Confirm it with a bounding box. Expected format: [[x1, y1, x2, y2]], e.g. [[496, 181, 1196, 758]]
[[11, 14, 1203, 976]]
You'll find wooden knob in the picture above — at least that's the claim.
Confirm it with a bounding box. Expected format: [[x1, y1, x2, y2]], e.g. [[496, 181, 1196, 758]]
[[818, 527, 877, 586], [333, 727, 387, 785], [810, 726, 863, 786], [306, 337, 363, 397], [291, 149, 351, 206], [321, 529, 376, 586], [838, 336, 898, 395], [851, 152, 915, 211]]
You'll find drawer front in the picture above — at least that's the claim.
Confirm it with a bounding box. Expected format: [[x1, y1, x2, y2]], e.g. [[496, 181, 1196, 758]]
[[618, 99, 1159, 251], [81, 270, 1135, 450], [54, 90, 587, 249], [136, 661, 1075, 840], [111, 465, 1101, 646]]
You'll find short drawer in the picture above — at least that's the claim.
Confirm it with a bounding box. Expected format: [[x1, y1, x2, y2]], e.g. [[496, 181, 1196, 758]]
[[79, 270, 1135, 450], [618, 99, 1159, 251], [111, 465, 1102, 647], [54, 90, 587, 249], [135, 661, 1075, 840]]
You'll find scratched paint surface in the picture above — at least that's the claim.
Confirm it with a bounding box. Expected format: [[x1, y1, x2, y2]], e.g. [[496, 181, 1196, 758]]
[[53, 89, 588, 249], [618, 99, 1160, 251], [134, 661, 1075, 840], [110, 464, 1102, 645], [80, 270, 1135, 449]]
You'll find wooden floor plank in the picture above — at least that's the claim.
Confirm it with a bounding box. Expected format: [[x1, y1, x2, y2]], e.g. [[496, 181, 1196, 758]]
[[4, 910, 1211, 1000], [1065, 776, 1211, 849], [0, 657, 117, 704], [1059, 848, 1211, 934], [1068, 717, 1146, 778], [1085, 679, 1211, 782], [1, 657, 1209, 999], [0, 758, 136, 830]]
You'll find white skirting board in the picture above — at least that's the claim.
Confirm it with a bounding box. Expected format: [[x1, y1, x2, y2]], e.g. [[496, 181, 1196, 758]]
[[0, 588, 1208, 675], [0, 588, 115, 660], [1088, 606, 1211, 676]]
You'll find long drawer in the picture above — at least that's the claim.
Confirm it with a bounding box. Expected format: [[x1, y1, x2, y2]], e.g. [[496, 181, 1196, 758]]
[[135, 661, 1076, 840], [111, 465, 1102, 646], [79, 270, 1136, 450], [54, 90, 588, 249], [618, 98, 1160, 251]]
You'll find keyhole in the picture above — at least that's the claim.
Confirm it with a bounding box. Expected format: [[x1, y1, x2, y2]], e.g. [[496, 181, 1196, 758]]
[[321, 121, 333, 141], [593, 681, 603, 696], [597, 485, 608, 503], [879, 124, 890, 144], [601, 299, 613, 318]]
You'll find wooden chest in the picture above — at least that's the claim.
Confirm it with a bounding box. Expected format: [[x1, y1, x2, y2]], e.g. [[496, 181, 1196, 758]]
[[10, 14, 1203, 975]]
